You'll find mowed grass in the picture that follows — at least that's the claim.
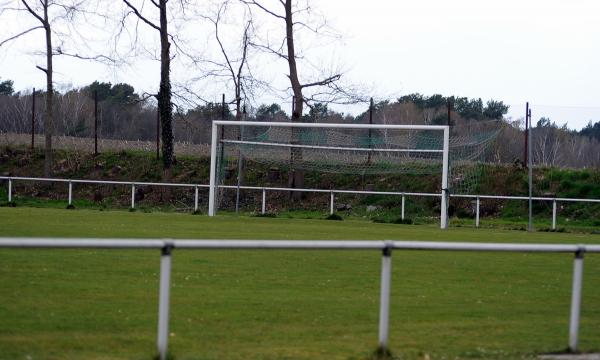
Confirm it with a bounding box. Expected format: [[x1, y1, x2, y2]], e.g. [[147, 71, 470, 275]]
[[0, 208, 599, 360]]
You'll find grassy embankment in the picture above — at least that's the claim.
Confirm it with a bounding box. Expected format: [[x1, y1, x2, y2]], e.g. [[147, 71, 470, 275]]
[[1, 145, 600, 231]]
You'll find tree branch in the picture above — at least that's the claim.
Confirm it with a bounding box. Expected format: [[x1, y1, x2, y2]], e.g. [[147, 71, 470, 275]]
[[242, 0, 285, 20], [53, 49, 117, 64], [301, 74, 341, 89], [248, 40, 288, 60], [0, 26, 43, 47], [122, 0, 160, 32], [20, 0, 45, 24]]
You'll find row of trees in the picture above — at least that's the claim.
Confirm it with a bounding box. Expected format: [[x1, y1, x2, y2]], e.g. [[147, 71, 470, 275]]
[[1, 82, 600, 168]]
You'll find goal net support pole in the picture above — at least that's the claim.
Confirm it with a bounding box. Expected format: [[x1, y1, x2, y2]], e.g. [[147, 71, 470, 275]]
[[208, 121, 450, 229], [208, 122, 218, 216], [441, 126, 450, 229]]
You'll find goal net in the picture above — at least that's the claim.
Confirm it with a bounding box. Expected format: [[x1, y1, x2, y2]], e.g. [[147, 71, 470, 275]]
[[208, 121, 450, 228]]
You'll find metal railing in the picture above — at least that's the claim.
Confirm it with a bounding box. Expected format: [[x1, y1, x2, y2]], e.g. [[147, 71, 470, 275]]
[[2, 176, 600, 229], [0, 238, 598, 359]]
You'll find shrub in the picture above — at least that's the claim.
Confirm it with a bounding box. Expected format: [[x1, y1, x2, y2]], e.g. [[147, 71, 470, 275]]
[[325, 213, 343, 221], [254, 212, 277, 218]]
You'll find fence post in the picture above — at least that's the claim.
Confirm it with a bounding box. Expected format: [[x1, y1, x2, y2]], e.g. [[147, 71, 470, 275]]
[[7, 178, 12, 203], [378, 242, 393, 352], [157, 244, 173, 360], [475, 197, 480, 228], [68, 181, 73, 206], [330, 191, 334, 215], [401, 195, 405, 220], [552, 200, 557, 230], [131, 184, 135, 209], [568, 248, 584, 352], [262, 188, 266, 214], [194, 186, 199, 212]]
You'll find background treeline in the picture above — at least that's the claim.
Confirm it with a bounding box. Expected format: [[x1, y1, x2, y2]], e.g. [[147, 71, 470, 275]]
[[1, 79, 600, 168]]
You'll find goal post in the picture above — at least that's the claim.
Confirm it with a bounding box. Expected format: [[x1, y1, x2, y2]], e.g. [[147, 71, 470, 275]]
[[208, 120, 450, 229]]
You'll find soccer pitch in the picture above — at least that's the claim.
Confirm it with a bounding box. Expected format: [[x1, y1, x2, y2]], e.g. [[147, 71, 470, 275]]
[[0, 207, 599, 359]]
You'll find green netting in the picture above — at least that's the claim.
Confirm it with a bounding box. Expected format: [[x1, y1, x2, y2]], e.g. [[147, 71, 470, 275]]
[[216, 121, 501, 197]]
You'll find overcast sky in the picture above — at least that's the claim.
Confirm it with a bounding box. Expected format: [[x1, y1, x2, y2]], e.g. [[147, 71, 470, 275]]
[[1, 0, 599, 129]]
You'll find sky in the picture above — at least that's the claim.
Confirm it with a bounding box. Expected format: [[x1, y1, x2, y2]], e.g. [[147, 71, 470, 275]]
[[1, 0, 599, 129]]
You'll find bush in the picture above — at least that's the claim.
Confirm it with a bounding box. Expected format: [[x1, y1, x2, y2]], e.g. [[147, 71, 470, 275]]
[[325, 213, 343, 221], [372, 216, 412, 225], [254, 212, 277, 218]]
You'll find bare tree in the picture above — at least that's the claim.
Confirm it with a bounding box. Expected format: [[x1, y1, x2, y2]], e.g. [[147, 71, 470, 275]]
[[1, 0, 111, 175], [118, 0, 180, 170], [0, 1, 57, 175], [244, 0, 363, 196], [199, 0, 256, 120]]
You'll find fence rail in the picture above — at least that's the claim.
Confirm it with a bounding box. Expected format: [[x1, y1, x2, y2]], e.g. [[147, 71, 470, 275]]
[[2, 176, 600, 229], [0, 237, 598, 359]]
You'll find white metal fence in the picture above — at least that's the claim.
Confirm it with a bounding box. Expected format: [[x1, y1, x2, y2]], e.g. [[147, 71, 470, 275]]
[[2, 176, 600, 229], [0, 238, 598, 359]]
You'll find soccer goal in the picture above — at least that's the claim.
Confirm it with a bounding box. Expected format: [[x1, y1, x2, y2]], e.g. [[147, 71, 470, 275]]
[[208, 121, 450, 228]]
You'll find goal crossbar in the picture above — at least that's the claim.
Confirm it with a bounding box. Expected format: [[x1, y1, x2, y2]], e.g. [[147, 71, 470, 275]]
[[212, 120, 449, 131], [220, 139, 444, 153]]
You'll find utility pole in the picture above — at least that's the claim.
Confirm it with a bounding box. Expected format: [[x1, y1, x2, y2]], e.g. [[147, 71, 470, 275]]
[[31, 88, 35, 150], [447, 98, 452, 126], [524, 102, 529, 167], [368, 97, 373, 164], [527, 103, 533, 232], [94, 90, 98, 156], [221, 93, 226, 120], [235, 104, 246, 213]]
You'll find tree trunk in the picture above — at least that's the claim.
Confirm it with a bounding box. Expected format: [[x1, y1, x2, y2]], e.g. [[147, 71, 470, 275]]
[[158, 0, 173, 170], [43, 7, 53, 177], [285, 0, 304, 200]]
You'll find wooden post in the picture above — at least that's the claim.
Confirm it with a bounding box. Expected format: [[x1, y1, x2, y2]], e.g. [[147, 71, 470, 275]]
[[447, 98, 452, 126], [31, 88, 35, 150], [524, 102, 529, 167], [222, 93, 226, 119], [368, 97, 373, 164], [94, 90, 98, 156]]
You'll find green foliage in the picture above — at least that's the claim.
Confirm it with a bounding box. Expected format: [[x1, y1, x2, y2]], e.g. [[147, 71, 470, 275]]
[[84, 81, 140, 105], [110, 83, 139, 105], [398, 93, 426, 108], [537, 117, 556, 128], [187, 101, 232, 120], [580, 120, 600, 142], [483, 100, 509, 119], [0, 78, 14, 96], [303, 102, 328, 122], [325, 213, 343, 221], [253, 212, 277, 218], [396, 93, 508, 120], [85, 81, 112, 101], [454, 97, 483, 120], [254, 103, 289, 122], [425, 94, 446, 109], [372, 216, 413, 224]]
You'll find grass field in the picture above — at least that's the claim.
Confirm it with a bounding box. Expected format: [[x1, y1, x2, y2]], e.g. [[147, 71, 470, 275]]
[[0, 207, 599, 360]]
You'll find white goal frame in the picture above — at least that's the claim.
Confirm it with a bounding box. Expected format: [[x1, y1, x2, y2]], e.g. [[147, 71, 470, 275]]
[[208, 121, 450, 229]]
